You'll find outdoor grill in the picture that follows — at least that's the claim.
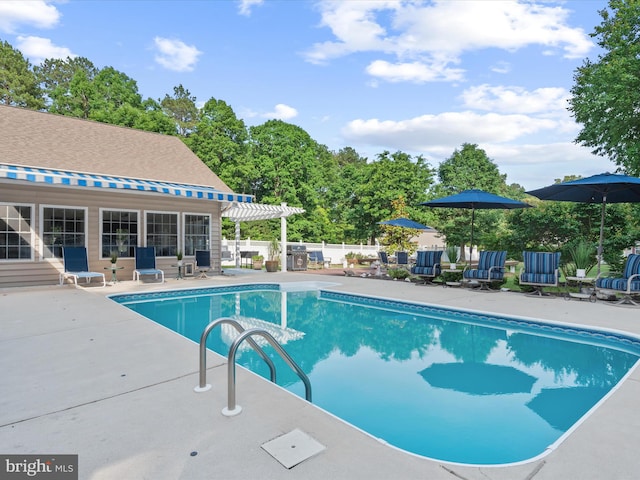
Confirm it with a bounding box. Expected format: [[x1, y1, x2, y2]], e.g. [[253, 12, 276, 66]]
[[286, 244, 307, 271]]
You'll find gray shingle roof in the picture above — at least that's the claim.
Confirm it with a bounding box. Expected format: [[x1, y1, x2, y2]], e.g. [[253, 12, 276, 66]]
[[0, 104, 232, 191]]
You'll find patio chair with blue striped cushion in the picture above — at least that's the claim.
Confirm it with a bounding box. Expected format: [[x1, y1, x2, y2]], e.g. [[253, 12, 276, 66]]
[[463, 250, 507, 290], [411, 250, 443, 284], [595, 254, 640, 306], [519, 251, 561, 296]]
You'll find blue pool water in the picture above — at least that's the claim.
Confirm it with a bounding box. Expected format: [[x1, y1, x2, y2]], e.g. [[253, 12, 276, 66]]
[[111, 283, 640, 465]]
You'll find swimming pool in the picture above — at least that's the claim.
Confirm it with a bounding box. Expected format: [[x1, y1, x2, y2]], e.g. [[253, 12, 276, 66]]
[[111, 283, 640, 465]]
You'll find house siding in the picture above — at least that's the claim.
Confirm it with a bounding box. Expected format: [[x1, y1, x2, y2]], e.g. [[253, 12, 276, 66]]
[[0, 182, 223, 288]]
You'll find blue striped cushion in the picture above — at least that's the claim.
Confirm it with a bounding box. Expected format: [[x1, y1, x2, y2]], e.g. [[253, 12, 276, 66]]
[[415, 250, 443, 268], [463, 269, 504, 280], [412, 250, 443, 276], [596, 277, 640, 292], [520, 273, 557, 285], [596, 254, 640, 292], [412, 266, 440, 276], [522, 251, 560, 274], [622, 254, 640, 279], [477, 251, 506, 271]]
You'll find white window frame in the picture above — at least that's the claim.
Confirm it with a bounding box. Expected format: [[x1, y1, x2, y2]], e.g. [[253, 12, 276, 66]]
[[99, 208, 140, 259], [182, 212, 212, 256], [40, 205, 88, 260], [145, 210, 180, 257], [0, 202, 35, 262]]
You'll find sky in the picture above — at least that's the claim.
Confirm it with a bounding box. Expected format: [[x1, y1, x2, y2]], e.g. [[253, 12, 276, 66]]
[[0, 0, 613, 190]]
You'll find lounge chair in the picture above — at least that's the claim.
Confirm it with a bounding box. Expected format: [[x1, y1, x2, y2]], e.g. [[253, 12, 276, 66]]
[[59, 246, 106, 287], [195, 250, 212, 278], [519, 251, 561, 296], [378, 251, 390, 269], [463, 250, 507, 290], [410, 250, 443, 284], [394, 251, 410, 269], [134, 246, 165, 284], [595, 254, 640, 305], [308, 251, 331, 269]]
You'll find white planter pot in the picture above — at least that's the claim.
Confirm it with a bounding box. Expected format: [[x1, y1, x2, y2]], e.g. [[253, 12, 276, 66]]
[[576, 268, 586, 278], [450, 263, 456, 270]]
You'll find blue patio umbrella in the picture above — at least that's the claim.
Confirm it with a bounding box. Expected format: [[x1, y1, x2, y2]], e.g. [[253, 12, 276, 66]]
[[420, 189, 532, 256], [526, 173, 640, 274], [378, 218, 433, 230]]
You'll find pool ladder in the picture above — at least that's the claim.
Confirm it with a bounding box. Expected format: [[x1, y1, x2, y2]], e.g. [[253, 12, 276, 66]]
[[194, 317, 312, 416]]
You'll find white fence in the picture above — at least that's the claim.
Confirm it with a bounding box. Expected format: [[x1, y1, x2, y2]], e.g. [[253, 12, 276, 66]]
[[221, 238, 455, 266]]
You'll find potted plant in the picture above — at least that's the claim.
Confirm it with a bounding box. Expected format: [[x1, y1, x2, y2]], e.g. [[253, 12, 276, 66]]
[[569, 240, 595, 278], [445, 244, 460, 270], [252, 254, 264, 270], [176, 250, 183, 266], [344, 252, 358, 268], [265, 239, 280, 272], [110, 251, 118, 265]]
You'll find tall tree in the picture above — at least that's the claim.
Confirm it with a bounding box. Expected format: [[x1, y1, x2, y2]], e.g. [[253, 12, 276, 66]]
[[185, 97, 249, 187], [160, 84, 198, 136], [0, 40, 44, 109], [350, 150, 434, 243], [435, 143, 507, 195], [568, 0, 640, 175], [429, 143, 513, 257], [35, 56, 98, 115]]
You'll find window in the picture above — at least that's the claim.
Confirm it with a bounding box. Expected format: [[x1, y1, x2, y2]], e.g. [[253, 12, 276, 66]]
[[146, 212, 178, 257], [101, 210, 138, 258], [0, 204, 33, 261], [42, 206, 86, 259], [184, 214, 210, 255]]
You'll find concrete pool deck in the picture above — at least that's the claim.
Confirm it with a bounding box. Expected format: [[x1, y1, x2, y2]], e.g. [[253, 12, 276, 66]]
[[1, 271, 640, 480]]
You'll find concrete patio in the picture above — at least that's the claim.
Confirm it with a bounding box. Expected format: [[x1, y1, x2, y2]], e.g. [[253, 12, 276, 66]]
[[1, 270, 639, 479]]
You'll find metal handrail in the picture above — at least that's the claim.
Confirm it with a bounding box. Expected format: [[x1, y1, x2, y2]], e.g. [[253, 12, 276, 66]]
[[222, 328, 312, 417], [194, 317, 276, 392]]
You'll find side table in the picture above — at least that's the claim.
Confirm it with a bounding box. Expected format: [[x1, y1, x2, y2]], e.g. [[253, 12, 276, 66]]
[[172, 264, 184, 280], [104, 265, 124, 284], [442, 269, 463, 288], [565, 276, 596, 302]]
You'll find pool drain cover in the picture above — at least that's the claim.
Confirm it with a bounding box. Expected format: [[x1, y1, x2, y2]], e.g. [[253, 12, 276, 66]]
[[261, 429, 326, 469]]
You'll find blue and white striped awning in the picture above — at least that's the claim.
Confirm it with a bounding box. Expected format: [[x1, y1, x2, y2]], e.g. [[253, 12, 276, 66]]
[[0, 163, 253, 204]]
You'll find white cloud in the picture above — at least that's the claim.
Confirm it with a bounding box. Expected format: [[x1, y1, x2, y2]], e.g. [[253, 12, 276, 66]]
[[153, 37, 202, 72], [342, 111, 556, 150], [16, 35, 75, 64], [0, 0, 60, 33], [482, 143, 612, 189], [237, 0, 264, 16], [460, 84, 568, 114], [305, 0, 593, 83], [366, 59, 464, 83], [263, 104, 298, 120]]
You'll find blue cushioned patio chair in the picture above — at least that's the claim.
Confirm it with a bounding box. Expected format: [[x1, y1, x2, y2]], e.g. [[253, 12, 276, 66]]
[[60, 246, 106, 287], [411, 250, 443, 284], [378, 251, 390, 269], [134, 246, 165, 284], [595, 254, 640, 306], [395, 251, 410, 269], [463, 250, 507, 291], [308, 251, 331, 269], [195, 250, 211, 279], [519, 251, 561, 296]]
